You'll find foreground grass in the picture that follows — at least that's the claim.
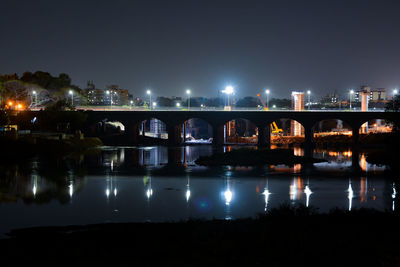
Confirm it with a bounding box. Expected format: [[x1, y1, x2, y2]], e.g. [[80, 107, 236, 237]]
[[1, 205, 400, 266]]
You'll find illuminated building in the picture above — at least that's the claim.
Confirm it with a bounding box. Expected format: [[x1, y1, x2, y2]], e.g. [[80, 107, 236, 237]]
[[85, 81, 130, 105]]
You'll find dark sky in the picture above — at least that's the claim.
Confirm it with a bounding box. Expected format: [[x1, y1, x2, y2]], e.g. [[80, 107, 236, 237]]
[[1, 0, 399, 99]]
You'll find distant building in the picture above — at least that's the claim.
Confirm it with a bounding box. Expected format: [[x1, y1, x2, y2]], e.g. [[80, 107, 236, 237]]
[[84, 82, 130, 106], [352, 86, 386, 102]]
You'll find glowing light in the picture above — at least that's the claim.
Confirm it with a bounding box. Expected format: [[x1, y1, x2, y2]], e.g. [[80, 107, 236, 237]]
[[130, 100, 133, 104], [69, 90, 73, 95], [106, 188, 110, 198], [272, 104, 276, 108], [394, 89, 398, 95], [186, 89, 191, 95], [69, 184, 73, 198], [223, 86, 234, 95], [17, 104, 22, 109], [114, 188, 118, 197], [146, 90, 151, 95], [32, 185, 37, 196], [265, 89, 270, 95], [348, 182, 354, 211], [393, 183, 397, 211], [262, 188, 271, 211], [106, 90, 110, 95], [146, 189, 153, 199], [186, 189, 191, 202], [304, 185, 312, 207], [350, 90, 354, 94], [152, 102, 157, 107], [32, 90, 36, 95], [8, 101, 13, 106], [176, 103, 181, 107], [307, 90, 311, 95], [224, 189, 233, 205]]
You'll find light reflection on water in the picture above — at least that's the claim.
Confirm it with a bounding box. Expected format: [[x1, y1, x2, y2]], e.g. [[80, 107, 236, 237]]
[[0, 145, 397, 237]]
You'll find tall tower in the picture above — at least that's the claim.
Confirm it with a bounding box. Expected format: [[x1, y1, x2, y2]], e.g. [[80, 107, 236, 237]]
[[291, 92, 305, 136]]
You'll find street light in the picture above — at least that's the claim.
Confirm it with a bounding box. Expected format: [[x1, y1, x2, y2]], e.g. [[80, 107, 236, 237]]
[[307, 90, 311, 110], [106, 90, 112, 109], [265, 89, 270, 110], [393, 89, 398, 110], [349, 90, 354, 110], [152, 102, 157, 109], [69, 90, 74, 106], [176, 102, 181, 108], [130, 100, 133, 109], [223, 86, 234, 110], [186, 89, 191, 110], [146, 90, 151, 110], [32, 90, 37, 106]]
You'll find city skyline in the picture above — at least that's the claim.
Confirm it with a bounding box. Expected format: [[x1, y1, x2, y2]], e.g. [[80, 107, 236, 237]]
[[1, 0, 400, 98]]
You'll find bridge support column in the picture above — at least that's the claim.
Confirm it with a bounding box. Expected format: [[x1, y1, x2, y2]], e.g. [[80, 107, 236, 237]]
[[351, 126, 361, 171], [212, 124, 225, 146], [168, 125, 182, 146], [257, 125, 270, 148], [304, 126, 314, 158]]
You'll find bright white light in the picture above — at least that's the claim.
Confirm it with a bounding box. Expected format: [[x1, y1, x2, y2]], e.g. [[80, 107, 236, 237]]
[[146, 189, 153, 199], [152, 102, 157, 107], [32, 90, 36, 95], [262, 188, 271, 211], [176, 103, 181, 107], [186, 189, 191, 202], [69, 90, 73, 95], [186, 89, 191, 95], [114, 188, 117, 197], [307, 90, 311, 95], [348, 182, 353, 211], [224, 86, 234, 95], [106, 90, 110, 95], [32, 185, 37, 196], [130, 100, 133, 104], [265, 89, 270, 95], [272, 104, 276, 108], [146, 90, 151, 95], [224, 189, 233, 205], [69, 184, 73, 198], [106, 188, 110, 198], [394, 89, 399, 95], [350, 90, 354, 94], [200, 104, 204, 107], [304, 185, 312, 207]]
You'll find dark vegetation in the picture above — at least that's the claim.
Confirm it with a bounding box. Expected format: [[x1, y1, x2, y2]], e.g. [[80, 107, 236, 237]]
[[0, 135, 102, 160], [1, 205, 399, 266], [195, 148, 325, 166]]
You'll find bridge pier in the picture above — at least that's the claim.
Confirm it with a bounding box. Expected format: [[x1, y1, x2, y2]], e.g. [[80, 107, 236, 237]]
[[167, 124, 182, 146], [351, 125, 361, 172], [257, 125, 271, 148], [304, 126, 314, 158], [212, 124, 225, 146]]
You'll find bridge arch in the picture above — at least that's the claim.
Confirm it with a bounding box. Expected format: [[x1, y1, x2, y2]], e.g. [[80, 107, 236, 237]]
[[311, 119, 353, 145], [221, 117, 259, 145], [265, 118, 306, 147], [136, 117, 168, 140], [180, 118, 213, 144]]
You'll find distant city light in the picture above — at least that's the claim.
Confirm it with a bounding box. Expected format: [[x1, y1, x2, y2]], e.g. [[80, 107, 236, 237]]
[[394, 89, 398, 95], [176, 103, 181, 107], [69, 90, 73, 95], [307, 90, 311, 95], [106, 90, 110, 95], [350, 89, 354, 94], [32, 90, 36, 95], [8, 101, 13, 106], [186, 89, 191, 95], [146, 90, 151, 95], [265, 89, 270, 95], [152, 102, 157, 107], [272, 104, 276, 108]]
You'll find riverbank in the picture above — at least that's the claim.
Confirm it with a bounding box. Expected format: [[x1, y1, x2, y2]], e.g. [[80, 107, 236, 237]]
[[1, 206, 399, 266], [195, 148, 325, 166]]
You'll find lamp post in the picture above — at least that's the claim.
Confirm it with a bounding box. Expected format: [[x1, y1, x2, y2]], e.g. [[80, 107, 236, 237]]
[[106, 90, 112, 109], [265, 89, 270, 110], [146, 90, 151, 110], [186, 89, 191, 110], [69, 90, 74, 106], [32, 90, 37, 106], [223, 86, 234, 110], [307, 90, 311, 110], [393, 89, 398, 110], [349, 90, 354, 110]]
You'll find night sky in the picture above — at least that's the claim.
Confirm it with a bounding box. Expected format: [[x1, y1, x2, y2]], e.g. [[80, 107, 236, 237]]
[[1, 0, 399, 98]]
